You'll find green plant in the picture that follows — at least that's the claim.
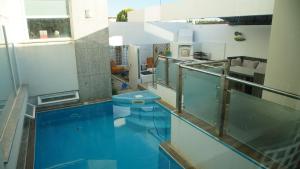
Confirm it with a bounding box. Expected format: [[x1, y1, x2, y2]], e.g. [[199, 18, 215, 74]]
[[164, 48, 172, 56], [112, 87, 118, 95], [234, 31, 246, 41], [116, 8, 133, 22]]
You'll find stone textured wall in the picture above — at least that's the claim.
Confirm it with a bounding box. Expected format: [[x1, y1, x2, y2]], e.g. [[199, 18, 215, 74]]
[[75, 28, 112, 101]]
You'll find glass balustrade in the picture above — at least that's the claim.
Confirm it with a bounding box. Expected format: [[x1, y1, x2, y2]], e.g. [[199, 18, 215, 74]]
[[175, 60, 300, 169], [0, 26, 21, 140], [183, 69, 221, 127], [226, 86, 300, 169]]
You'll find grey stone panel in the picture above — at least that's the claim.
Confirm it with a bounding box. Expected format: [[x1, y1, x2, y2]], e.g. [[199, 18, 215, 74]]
[[74, 28, 112, 101]]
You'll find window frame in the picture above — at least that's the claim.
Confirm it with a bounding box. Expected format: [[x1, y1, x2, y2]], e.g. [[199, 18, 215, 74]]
[[25, 0, 72, 41]]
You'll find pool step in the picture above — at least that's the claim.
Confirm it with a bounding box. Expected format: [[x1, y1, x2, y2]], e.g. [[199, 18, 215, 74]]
[[130, 110, 170, 120], [45, 159, 117, 169], [126, 115, 170, 130]]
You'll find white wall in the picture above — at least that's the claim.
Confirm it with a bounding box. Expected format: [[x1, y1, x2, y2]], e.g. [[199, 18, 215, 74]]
[[161, 0, 274, 20], [193, 24, 271, 59], [128, 9, 145, 22], [0, 0, 28, 42], [15, 42, 79, 97], [145, 6, 161, 22], [138, 44, 153, 65], [110, 22, 271, 59], [109, 22, 169, 45], [149, 84, 177, 107], [1, 0, 109, 41], [128, 6, 161, 22], [109, 22, 191, 45], [263, 0, 300, 110], [70, 0, 109, 40]]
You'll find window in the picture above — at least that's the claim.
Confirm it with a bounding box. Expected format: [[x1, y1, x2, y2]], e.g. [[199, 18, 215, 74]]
[[27, 18, 71, 39], [25, 0, 71, 39]]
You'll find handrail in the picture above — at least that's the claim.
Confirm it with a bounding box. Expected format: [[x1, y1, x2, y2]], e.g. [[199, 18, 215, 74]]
[[176, 59, 300, 140], [152, 55, 185, 88], [180, 64, 222, 77], [152, 55, 167, 88], [227, 76, 300, 100], [179, 61, 300, 100], [183, 59, 228, 67]]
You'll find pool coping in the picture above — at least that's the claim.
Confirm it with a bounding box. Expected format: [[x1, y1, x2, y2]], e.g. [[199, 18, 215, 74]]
[[160, 141, 196, 169]]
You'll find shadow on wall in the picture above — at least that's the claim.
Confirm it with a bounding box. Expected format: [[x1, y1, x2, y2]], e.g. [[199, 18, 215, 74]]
[[74, 28, 112, 101], [144, 22, 175, 42]]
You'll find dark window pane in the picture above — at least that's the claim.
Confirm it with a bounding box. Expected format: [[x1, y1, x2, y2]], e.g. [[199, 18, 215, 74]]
[[27, 18, 71, 39]]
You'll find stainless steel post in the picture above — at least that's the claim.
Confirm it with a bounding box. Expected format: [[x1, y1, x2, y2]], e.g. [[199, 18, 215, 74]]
[[176, 65, 183, 114], [165, 58, 169, 87]]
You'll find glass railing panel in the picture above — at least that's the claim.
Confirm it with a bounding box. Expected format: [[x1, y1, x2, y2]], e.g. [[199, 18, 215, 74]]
[[155, 58, 167, 85], [8, 43, 20, 90], [0, 35, 14, 104], [182, 69, 221, 127], [0, 26, 15, 139], [169, 112, 265, 169], [168, 60, 179, 90], [226, 88, 300, 168]]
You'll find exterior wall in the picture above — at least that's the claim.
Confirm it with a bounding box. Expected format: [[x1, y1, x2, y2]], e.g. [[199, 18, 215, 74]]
[[193, 24, 271, 59], [149, 84, 176, 107], [110, 22, 271, 59], [75, 29, 112, 100], [70, 0, 112, 100], [128, 10, 145, 22], [0, 0, 28, 42], [70, 0, 109, 40], [144, 6, 161, 22], [128, 6, 161, 22], [109, 22, 190, 45], [15, 42, 79, 97], [263, 0, 300, 109], [160, 0, 274, 20]]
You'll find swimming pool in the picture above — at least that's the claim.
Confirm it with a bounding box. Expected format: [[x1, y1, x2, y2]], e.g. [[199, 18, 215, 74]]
[[35, 100, 182, 169]]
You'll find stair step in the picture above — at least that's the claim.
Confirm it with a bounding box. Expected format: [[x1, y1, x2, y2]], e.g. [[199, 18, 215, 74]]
[[126, 116, 170, 130]]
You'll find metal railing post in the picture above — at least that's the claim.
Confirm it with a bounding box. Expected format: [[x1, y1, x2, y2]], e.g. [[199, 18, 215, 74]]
[[165, 58, 169, 87], [152, 53, 157, 88], [218, 61, 230, 137], [176, 65, 183, 114]]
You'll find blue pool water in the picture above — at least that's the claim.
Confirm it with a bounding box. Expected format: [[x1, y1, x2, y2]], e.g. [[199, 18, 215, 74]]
[[35, 101, 182, 169]]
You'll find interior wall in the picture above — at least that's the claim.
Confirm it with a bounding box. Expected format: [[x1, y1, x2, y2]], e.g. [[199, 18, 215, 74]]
[[263, 0, 300, 110], [15, 42, 79, 97]]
